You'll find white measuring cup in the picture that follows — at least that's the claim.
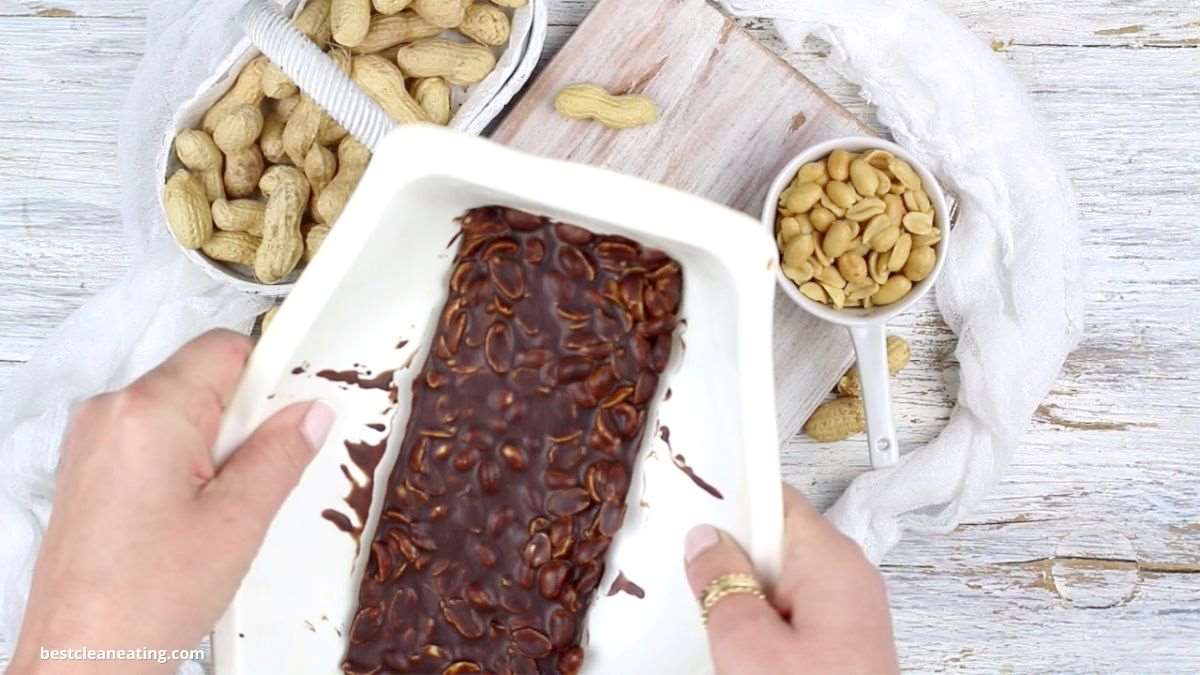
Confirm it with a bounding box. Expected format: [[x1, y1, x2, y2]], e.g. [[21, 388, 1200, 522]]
[[762, 137, 951, 468]]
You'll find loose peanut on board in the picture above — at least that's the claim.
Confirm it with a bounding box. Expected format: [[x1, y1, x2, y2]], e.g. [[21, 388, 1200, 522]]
[[774, 147, 940, 308], [459, 2, 511, 46], [807, 335, 912, 442], [837, 335, 911, 397], [332, 0, 372, 47], [173, 129, 225, 202], [201, 57, 267, 134], [201, 231, 262, 267], [351, 55, 429, 123], [163, 170, 213, 249], [395, 38, 497, 85], [212, 199, 266, 236], [255, 167, 311, 284], [553, 83, 658, 129], [804, 397, 866, 443], [411, 0, 468, 28], [351, 12, 442, 53], [412, 77, 452, 125]]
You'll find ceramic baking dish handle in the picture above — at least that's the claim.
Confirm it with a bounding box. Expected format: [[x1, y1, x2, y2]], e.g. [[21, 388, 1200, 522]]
[[237, 0, 394, 151]]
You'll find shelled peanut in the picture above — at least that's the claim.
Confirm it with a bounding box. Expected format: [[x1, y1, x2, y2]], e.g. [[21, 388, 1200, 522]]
[[775, 149, 941, 309], [163, 0, 516, 284], [805, 335, 912, 442]]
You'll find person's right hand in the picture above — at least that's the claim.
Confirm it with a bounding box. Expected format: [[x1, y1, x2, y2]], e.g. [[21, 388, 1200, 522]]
[[683, 484, 899, 675]]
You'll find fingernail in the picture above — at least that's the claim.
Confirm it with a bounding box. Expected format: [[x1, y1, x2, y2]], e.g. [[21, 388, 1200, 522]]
[[301, 401, 336, 450], [684, 524, 720, 563]]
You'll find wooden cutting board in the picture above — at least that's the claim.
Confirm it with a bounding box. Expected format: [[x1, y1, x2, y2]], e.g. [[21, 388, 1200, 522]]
[[493, 0, 869, 441]]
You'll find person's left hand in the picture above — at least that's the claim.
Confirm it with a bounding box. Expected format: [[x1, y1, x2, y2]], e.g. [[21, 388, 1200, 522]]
[[9, 329, 336, 674]]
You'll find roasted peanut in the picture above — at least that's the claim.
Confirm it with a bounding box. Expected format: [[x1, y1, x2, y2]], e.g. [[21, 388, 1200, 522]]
[[459, 2, 511, 46], [295, 0, 334, 48], [553, 83, 657, 129], [872, 275, 912, 306], [412, 0, 468, 28], [255, 167, 311, 284], [781, 183, 822, 215], [396, 38, 497, 85], [804, 397, 865, 442], [202, 230, 261, 266], [201, 57, 267, 134], [260, 113, 288, 164], [412, 77, 452, 125], [332, 0, 372, 47], [163, 169, 213, 249], [213, 103, 264, 153], [796, 161, 828, 186], [304, 144, 339, 197], [825, 181, 858, 210], [352, 55, 429, 124], [887, 158, 922, 192], [224, 146, 265, 199], [305, 223, 331, 262], [351, 11, 442, 53], [261, 62, 298, 99], [837, 335, 911, 397], [276, 94, 302, 121], [174, 129, 225, 202], [827, 149, 853, 182], [903, 246, 937, 282], [373, 0, 413, 14], [283, 95, 324, 166], [212, 199, 266, 236], [849, 159, 879, 197], [316, 136, 372, 224]]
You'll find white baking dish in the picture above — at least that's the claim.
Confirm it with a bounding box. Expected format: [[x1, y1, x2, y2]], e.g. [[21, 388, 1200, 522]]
[[209, 125, 782, 674], [158, 0, 546, 296]]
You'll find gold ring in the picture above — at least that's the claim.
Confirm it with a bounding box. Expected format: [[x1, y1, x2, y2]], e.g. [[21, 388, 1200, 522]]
[[699, 573, 766, 625]]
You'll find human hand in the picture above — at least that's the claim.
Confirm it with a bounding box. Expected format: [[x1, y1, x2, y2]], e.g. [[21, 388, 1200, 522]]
[[684, 484, 899, 675], [10, 330, 336, 674]]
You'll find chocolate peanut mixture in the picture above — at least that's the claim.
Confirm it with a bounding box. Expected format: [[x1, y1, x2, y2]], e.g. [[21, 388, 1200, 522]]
[[342, 207, 683, 675]]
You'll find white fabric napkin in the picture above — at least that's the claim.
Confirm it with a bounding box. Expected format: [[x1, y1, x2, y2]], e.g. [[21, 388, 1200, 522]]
[[720, 0, 1084, 561]]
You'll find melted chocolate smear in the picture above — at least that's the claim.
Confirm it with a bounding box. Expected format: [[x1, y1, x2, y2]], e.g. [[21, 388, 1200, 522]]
[[366, 422, 386, 432], [396, 339, 409, 350], [322, 438, 390, 543], [321, 509, 356, 535], [659, 425, 724, 500], [606, 571, 646, 599], [292, 362, 309, 375], [665, 388, 673, 401], [316, 368, 396, 392]]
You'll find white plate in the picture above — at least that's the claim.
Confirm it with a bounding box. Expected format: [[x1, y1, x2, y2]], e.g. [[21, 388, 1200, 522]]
[[158, 0, 546, 296], [210, 125, 783, 674]]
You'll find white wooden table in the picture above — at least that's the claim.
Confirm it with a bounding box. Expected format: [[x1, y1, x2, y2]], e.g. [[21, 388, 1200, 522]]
[[1, 1, 1197, 672]]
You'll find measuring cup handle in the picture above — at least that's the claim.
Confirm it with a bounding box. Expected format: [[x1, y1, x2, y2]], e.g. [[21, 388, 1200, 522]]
[[847, 324, 899, 468]]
